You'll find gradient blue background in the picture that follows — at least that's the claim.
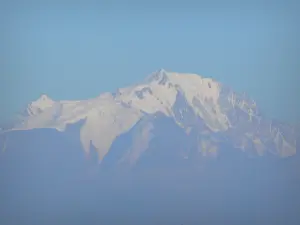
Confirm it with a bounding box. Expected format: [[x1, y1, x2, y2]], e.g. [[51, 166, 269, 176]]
[[1, 1, 299, 123]]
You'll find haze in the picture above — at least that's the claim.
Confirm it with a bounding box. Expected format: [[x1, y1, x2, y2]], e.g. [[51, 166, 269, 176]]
[[1, 1, 300, 225]]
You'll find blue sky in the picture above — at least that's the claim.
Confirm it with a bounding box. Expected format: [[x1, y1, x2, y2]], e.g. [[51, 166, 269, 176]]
[[1, 1, 299, 123]]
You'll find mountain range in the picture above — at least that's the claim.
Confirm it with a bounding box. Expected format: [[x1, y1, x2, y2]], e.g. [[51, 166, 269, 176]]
[[1, 69, 300, 225], [1, 69, 298, 161]]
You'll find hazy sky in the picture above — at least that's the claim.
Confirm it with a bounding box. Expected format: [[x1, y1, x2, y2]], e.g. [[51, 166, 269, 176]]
[[1, 1, 299, 123]]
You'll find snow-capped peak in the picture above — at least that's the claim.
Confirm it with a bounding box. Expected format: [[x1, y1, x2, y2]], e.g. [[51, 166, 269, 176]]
[[32, 94, 54, 107], [2, 69, 297, 165], [145, 68, 169, 84], [5, 70, 245, 160], [24, 94, 55, 117], [12, 70, 226, 134]]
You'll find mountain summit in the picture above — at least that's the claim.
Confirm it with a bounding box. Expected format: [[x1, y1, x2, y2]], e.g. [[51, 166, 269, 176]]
[[1, 70, 297, 167], [1, 70, 300, 225]]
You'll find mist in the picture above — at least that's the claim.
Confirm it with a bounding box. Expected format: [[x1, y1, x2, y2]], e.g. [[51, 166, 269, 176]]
[[1, 128, 299, 225]]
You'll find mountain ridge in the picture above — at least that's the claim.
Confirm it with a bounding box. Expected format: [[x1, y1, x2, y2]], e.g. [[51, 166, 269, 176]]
[[0, 69, 298, 165], [1, 69, 300, 225]]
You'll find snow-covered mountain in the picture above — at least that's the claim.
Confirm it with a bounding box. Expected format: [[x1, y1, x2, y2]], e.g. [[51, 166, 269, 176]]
[[0, 69, 298, 168], [1, 69, 300, 225]]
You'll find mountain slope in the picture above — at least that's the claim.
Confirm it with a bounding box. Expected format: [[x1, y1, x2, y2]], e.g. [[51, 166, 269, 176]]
[[1, 69, 300, 225], [1, 69, 297, 165]]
